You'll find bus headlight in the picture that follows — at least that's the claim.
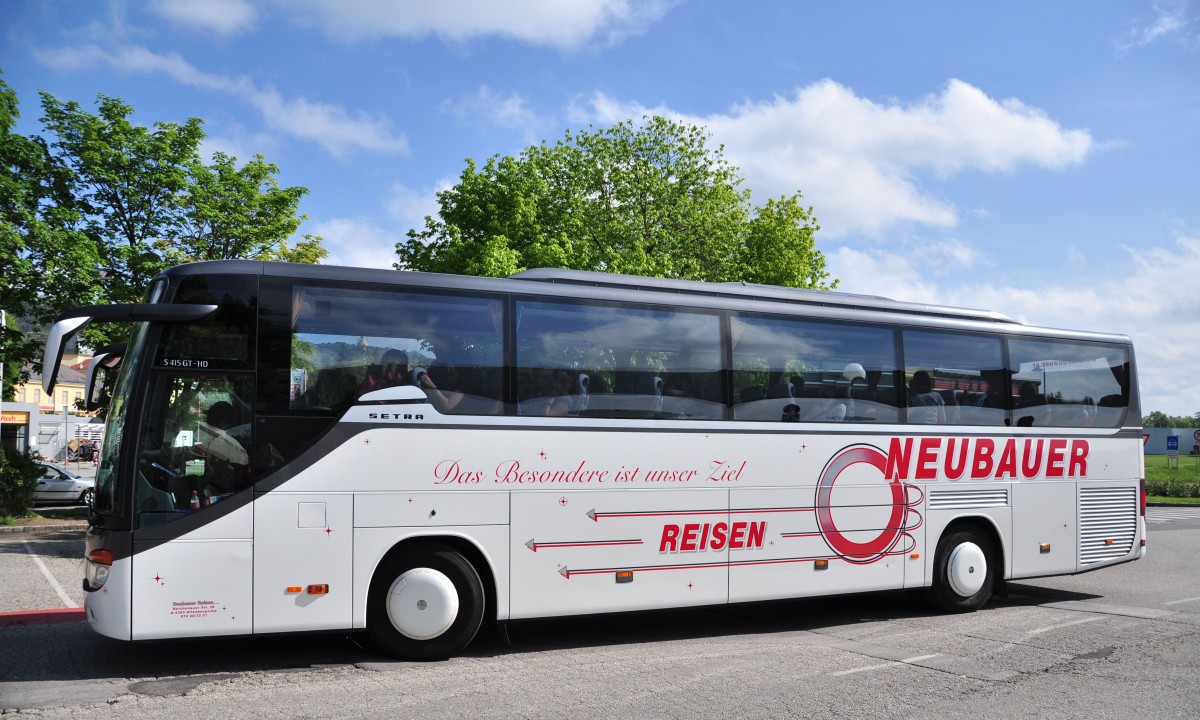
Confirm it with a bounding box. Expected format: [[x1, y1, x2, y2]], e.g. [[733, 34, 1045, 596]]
[[86, 549, 113, 591]]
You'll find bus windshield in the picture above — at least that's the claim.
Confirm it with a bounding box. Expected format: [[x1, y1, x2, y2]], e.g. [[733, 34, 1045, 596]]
[[93, 321, 150, 516]]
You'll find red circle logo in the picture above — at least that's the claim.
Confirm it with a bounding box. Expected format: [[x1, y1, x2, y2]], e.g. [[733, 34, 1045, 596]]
[[815, 444, 909, 564]]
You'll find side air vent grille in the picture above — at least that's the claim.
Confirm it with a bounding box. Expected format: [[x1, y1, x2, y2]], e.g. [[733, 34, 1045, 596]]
[[928, 488, 1009, 510], [1079, 487, 1137, 566]]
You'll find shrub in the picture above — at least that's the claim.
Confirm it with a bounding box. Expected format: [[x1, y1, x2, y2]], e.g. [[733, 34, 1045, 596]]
[[0, 448, 41, 516], [1145, 478, 1200, 498]]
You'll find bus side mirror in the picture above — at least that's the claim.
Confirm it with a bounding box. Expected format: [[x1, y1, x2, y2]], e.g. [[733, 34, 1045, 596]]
[[85, 346, 124, 412]]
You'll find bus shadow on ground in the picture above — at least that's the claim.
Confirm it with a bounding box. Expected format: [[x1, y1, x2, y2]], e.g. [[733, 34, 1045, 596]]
[[0, 587, 1109, 684], [475, 591, 949, 658], [1001, 582, 1105, 604]]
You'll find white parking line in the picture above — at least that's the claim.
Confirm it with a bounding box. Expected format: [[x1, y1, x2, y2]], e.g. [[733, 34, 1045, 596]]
[[22, 542, 76, 609], [830, 654, 941, 676], [1164, 596, 1200, 606], [1026, 616, 1106, 635]]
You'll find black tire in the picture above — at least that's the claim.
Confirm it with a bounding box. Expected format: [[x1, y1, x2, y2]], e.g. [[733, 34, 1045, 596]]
[[928, 528, 995, 612], [79, 488, 95, 507], [367, 543, 485, 660]]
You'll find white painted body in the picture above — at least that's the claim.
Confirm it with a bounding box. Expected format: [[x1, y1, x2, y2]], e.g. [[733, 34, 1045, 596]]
[[87, 401, 1145, 641]]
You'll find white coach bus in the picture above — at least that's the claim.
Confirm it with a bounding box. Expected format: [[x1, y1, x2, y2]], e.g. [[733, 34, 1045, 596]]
[[44, 261, 1145, 659]]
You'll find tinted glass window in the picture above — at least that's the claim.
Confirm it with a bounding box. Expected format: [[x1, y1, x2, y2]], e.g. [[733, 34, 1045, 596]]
[[283, 285, 505, 417], [135, 373, 254, 528], [1008, 338, 1129, 428], [902, 330, 1007, 426], [516, 300, 723, 420], [157, 275, 257, 372], [732, 315, 900, 423]]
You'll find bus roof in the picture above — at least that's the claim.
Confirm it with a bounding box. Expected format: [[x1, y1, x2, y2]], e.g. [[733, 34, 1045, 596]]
[[155, 260, 1134, 344], [510, 268, 1020, 324]]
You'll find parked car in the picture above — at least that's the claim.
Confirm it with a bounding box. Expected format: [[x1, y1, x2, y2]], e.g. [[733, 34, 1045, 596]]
[[34, 461, 94, 506]]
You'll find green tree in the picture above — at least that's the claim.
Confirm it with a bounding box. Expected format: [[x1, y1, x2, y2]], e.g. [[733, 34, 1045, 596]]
[[0, 74, 98, 390], [398, 116, 837, 290], [0, 447, 41, 517], [39, 91, 205, 308], [35, 89, 323, 350], [169, 152, 326, 265], [1142, 411, 1199, 428]]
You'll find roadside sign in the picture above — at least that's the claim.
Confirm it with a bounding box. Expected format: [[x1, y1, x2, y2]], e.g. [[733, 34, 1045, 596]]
[[1167, 436, 1180, 451]]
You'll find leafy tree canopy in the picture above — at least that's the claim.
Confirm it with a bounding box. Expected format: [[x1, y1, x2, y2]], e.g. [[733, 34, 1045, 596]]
[[397, 116, 837, 290], [1, 73, 324, 386], [1, 73, 97, 393], [1143, 411, 1200, 428]]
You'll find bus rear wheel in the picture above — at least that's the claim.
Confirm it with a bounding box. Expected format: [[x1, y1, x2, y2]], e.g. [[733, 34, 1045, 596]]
[[367, 544, 485, 660], [928, 528, 995, 612]]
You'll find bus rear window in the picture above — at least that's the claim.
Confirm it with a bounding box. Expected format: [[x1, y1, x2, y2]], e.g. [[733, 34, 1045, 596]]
[[1008, 338, 1129, 428]]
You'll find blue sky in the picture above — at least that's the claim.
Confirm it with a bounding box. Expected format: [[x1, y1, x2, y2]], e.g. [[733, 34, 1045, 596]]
[[3, 0, 1198, 416]]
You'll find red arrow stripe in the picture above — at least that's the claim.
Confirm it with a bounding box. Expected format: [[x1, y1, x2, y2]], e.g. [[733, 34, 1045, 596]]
[[528, 539, 642, 552], [589, 506, 815, 521], [559, 546, 916, 579]]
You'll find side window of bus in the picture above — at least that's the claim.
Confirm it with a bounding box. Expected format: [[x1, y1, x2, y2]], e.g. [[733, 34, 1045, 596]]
[[280, 286, 506, 418], [731, 315, 900, 423], [902, 330, 1007, 426], [515, 299, 724, 420], [1007, 338, 1129, 428], [136, 374, 254, 529]]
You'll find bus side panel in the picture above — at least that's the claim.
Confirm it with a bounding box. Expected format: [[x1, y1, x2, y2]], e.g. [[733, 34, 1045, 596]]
[[352, 525, 510, 628], [729, 486, 908, 603], [253, 492, 354, 633], [1010, 481, 1077, 578], [509, 488, 728, 619], [130, 503, 254, 639], [1075, 479, 1142, 572], [131, 538, 253, 639], [355, 491, 509, 528]]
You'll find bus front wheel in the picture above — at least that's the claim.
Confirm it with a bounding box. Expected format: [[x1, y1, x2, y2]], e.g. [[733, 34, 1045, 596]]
[[367, 544, 485, 660], [928, 528, 995, 612]]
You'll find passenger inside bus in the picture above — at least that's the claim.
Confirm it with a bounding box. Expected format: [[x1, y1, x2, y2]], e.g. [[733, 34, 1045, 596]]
[[360, 349, 410, 395], [194, 400, 251, 499], [907, 370, 947, 424], [419, 362, 466, 413]]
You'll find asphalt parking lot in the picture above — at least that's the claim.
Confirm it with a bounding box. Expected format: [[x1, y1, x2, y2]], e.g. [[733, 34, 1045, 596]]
[[2, 507, 1199, 718]]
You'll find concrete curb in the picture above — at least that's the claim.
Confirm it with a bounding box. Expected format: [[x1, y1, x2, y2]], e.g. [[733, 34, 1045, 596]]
[[0, 523, 88, 535], [0, 608, 86, 627]]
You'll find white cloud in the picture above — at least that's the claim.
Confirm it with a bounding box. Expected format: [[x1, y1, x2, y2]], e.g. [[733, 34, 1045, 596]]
[[835, 234, 1200, 417], [574, 79, 1094, 238], [34, 45, 407, 157], [310, 217, 405, 270], [1117, 0, 1197, 53], [444, 87, 547, 141], [386, 180, 452, 235], [149, 0, 258, 37], [273, 0, 676, 48]]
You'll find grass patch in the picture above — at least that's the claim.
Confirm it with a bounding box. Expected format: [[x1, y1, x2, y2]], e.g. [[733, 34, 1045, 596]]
[[35, 506, 89, 519], [0, 515, 13, 526], [1145, 453, 1200, 481], [1148, 496, 1200, 505], [1145, 454, 1200, 502]]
